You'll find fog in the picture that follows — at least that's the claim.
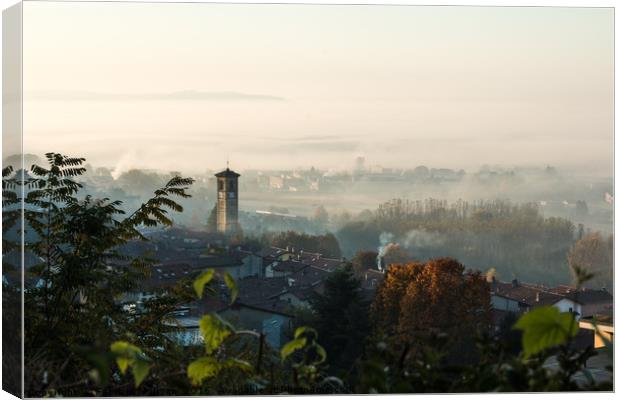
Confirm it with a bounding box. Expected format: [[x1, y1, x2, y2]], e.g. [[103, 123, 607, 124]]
[[23, 96, 613, 177], [21, 3, 613, 176]]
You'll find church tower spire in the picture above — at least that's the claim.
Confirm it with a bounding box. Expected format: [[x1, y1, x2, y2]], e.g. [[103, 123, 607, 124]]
[[214, 166, 240, 235]]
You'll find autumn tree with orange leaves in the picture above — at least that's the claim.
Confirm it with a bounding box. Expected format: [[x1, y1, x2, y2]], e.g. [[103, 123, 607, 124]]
[[371, 258, 491, 357]]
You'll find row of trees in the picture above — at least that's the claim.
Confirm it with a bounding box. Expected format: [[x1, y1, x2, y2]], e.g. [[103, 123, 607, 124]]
[[266, 231, 342, 258], [336, 198, 597, 286]]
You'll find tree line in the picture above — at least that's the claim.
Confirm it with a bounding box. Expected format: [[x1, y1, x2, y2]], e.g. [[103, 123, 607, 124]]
[[336, 198, 612, 287]]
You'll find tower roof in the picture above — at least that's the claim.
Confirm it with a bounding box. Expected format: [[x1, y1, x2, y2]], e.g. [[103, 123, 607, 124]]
[[215, 168, 240, 178]]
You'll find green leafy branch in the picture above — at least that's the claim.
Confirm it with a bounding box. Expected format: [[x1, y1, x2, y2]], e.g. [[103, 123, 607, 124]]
[[193, 268, 238, 304], [187, 270, 251, 386], [110, 341, 152, 388], [280, 327, 328, 389], [514, 306, 578, 358]]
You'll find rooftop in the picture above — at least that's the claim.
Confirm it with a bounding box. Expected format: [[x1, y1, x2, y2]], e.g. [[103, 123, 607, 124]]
[[215, 168, 240, 178], [491, 279, 614, 308]]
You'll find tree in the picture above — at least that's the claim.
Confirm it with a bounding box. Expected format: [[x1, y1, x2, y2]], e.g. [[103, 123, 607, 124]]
[[206, 204, 217, 233], [351, 250, 379, 275], [313, 205, 329, 226], [10, 153, 195, 396], [310, 265, 370, 376], [269, 231, 342, 258], [371, 258, 491, 357], [575, 200, 588, 219], [412, 165, 430, 180], [382, 243, 410, 266], [567, 232, 613, 290], [115, 169, 166, 195], [336, 198, 576, 285]]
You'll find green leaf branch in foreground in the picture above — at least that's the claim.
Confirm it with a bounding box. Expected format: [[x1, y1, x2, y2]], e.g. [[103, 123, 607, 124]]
[[110, 341, 153, 388], [223, 272, 239, 304], [187, 356, 253, 386], [514, 306, 579, 358], [199, 313, 235, 354], [193, 269, 215, 298], [186, 313, 254, 386]]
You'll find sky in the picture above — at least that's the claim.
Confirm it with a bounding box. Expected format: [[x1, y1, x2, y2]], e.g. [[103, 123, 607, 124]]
[[21, 3, 613, 176]]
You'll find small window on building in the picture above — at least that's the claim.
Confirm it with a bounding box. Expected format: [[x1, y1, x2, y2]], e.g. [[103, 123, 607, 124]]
[[218, 180, 223, 191]]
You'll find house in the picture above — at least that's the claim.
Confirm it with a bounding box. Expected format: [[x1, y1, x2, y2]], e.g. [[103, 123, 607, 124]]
[[361, 269, 385, 290], [163, 315, 203, 347], [220, 302, 294, 348], [490, 279, 614, 324], [260, 247, 293, 275], [491, 291, 526, 313], [294, 250, 344, 272], [490, 279, 565, 314], [277, 287, 316, 309], [548, 286, 613, 318], [266, 259, 308, 278], [273, 265, 331, 308], [123, 262, 197, 304], [161, 297, 230, 347], [264, 246, 345, 277], [233, 249, 264, 278], [579, 313, 614, 349], [269, 175, 285, 190]]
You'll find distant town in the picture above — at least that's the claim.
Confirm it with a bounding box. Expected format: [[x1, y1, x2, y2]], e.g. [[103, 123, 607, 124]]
[[76, 163, 611, 361]]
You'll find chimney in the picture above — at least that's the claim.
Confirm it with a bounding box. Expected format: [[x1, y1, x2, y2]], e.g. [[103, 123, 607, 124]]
[[511, 279, 519, 288]]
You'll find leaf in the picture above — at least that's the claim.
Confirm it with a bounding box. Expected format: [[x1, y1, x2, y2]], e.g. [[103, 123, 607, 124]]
[[132, 359, 152, 388], [224, 358, 253, 372], [110, 341, 152, 387], [280, 337, 307, 361], [294, 326, 318, 340], [224, 272, 238, 304], [514, 306, 578, 357], [193, 269, 215, 298], [199, 314, 233, 354], [187, 356, 221, 386], [110, 341, 141, 374], [116, 357, 131, 375]]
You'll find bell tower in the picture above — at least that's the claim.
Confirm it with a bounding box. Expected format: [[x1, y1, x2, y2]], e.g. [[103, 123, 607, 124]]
[[215, 167, 240, 234]]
